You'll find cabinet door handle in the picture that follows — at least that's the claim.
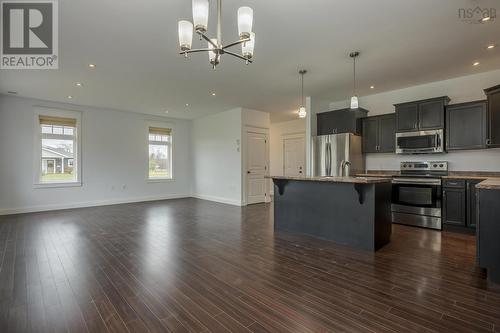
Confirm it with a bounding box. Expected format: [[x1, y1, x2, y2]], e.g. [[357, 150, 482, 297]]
[[486, 139, 492, 146]]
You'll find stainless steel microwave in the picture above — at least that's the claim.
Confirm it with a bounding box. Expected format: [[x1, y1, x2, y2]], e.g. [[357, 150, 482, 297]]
[[395, 129, 444, 154]]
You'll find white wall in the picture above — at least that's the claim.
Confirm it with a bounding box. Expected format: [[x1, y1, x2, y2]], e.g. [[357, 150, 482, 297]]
[[192, 107, 271, 206], [192, 108, 243, 205], [318, 69, 500, 171], [0, 95, 192, 214]]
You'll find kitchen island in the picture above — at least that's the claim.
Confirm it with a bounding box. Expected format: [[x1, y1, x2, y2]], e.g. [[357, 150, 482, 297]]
[[270, 176, 392, 251]]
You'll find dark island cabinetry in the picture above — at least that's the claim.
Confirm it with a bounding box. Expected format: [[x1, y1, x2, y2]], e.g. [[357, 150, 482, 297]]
[[446, 101, 488, 151], [361, 114, 396, 153], [484, 84, 500, 148], [317, 108, 368, 136], [395, 96, 449, 132]]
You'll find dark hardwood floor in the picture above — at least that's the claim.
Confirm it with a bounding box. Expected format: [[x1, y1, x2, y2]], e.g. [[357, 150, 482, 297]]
[[1, 198, 499, 333]]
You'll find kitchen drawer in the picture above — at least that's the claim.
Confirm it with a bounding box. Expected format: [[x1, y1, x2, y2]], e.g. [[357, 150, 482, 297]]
[[443, 179, 466, 189]]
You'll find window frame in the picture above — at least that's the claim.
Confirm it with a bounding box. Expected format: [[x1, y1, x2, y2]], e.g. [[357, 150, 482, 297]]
[[146, 122, 173, 182], [33, 107, 82, 188]]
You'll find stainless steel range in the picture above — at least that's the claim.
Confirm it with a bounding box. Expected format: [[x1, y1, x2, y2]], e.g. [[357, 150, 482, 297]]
[[391, 161, 448, 230]]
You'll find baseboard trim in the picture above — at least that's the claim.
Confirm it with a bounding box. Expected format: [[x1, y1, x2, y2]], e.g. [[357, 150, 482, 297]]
[[192, 194, 243, 206], [0, 194, 191, 216]]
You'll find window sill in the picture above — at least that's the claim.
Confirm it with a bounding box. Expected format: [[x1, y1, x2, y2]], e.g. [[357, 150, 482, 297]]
[[34, 182, 82, 189], [147, 178, 174, 183]]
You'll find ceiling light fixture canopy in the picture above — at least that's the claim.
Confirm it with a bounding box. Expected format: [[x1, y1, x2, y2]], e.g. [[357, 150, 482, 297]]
[[350, 51, 360, 109], [298, 70, 307, 118], [178, 0, 255, 69]]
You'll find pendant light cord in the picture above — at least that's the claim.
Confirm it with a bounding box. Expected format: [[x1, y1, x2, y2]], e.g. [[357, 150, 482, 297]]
[[353, 56, 356, 96], [301, 72, 305, 106]]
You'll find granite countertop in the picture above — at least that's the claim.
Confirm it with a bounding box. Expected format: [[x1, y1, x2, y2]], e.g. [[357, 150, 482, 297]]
[[267, 176, 392, 184], [476, 179, 500, 190], [355, 170, 500, 189]]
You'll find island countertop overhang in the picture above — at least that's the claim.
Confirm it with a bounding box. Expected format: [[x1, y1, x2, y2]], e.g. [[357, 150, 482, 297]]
[[267, 175, 392, 184]]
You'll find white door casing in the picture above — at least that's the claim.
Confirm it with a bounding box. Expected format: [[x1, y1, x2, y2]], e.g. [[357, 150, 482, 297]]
[[283, 134, 306, 177], [246, 131, 268, 205]]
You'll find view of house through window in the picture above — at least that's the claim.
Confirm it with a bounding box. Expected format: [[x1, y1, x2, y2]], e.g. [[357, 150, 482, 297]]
[[148, 127, 172, 179], [39, 115, 77, 183]]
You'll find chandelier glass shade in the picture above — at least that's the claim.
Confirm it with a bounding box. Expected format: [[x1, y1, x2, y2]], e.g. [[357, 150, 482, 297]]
[[178, 0, 255, 69]]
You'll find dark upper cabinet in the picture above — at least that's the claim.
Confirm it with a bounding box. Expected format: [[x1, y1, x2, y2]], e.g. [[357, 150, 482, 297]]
[[395, 96, 449, 132], [484, 84, 500, 148], [443, 187, 466, 227], [361, 114, 396, 153], [317, 108, 368, 136], [362, 117, 378, 153], [378, 115, 396, 152], [467, 179, 483, 229], [419, 100, 446, 130], [395, 104, 418, 132], [446, 101, 488, 150]]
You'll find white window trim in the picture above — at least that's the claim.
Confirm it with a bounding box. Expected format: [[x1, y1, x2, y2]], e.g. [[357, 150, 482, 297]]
[[146, 121, 174, 182], [33, 107, 82, 188]]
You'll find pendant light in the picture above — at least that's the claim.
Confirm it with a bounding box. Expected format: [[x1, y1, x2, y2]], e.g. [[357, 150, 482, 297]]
[[298, 70, 307, 118], [350, 51, 360, 109]]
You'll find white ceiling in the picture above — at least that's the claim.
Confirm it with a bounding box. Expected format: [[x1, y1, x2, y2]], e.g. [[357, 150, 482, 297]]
[[1, 0, 499, 122]]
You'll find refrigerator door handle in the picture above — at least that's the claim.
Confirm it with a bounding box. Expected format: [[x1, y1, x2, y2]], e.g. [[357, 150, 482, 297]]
[[327, 142, 332, 175]]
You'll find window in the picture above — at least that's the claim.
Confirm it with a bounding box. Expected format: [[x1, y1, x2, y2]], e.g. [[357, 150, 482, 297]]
[[36, 114, 80, 185], [148, 127, 172, 180]]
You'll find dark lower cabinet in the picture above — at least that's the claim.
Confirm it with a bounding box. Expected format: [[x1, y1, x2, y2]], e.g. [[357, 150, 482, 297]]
[[443, 187, 466, 227], [478, 188, 500, 283], [484, 84, 500, 148], [442, 178, 485, 230], [467, 180, 483, 228], [446, 101, 487, 150], [361, 114, 396, 153]]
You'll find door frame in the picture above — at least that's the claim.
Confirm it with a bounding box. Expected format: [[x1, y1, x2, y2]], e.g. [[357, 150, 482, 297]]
[[282, 132, 306, 176], [243, 126, 270, 206]]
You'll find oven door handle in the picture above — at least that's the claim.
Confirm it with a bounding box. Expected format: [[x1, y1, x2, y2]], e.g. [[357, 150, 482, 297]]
[[392, 178, 442, 185]]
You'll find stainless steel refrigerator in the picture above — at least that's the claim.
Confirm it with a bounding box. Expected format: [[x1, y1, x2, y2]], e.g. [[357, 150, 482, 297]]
[[312, 133, 364, 177]]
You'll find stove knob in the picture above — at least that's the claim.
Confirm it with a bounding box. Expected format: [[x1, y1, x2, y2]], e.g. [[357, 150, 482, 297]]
[[439, 164, 444, 168], [433, 164, 438, 168]]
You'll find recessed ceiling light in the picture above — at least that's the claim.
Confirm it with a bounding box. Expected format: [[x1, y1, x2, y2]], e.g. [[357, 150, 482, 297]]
[[487, 44, 496, 49], [67, 95, 73, 99], [75, 82, 82, 87], [88, 64, 96, 69], [481, 16, 491, 22], [370, 85, 375, 89], [211, 92, 216, 96], [164, 110, 169, 114], [185, 103, 189, 107], [473, 61, 480, 66]]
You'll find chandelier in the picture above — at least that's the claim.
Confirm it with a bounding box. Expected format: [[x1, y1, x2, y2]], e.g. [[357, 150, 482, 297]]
[[178, 0, 255, 69]]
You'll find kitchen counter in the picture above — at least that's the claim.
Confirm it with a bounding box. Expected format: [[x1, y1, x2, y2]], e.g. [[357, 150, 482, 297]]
[[268, 175, 392, 184], [355, 171, 500, 186], [270, 176, 392, 251], [476, 179, 500, 190]]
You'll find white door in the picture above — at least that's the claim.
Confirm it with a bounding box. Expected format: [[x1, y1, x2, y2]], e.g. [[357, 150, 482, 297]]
[[283, 135, 306, 177], [246, 131, 268, 205]]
